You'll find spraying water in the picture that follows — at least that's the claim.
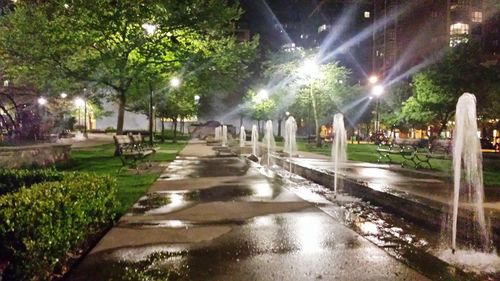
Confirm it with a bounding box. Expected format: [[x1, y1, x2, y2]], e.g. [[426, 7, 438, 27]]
[[451, 93, 491, 253], [251, 125, 259, 156], [284, 116, 297, 173], [331, 113, 347, 196], [240, 126, 246, 148], [263, 120, 275, 167], [222, 125, 228, 147], [214, 126, 221, 140]]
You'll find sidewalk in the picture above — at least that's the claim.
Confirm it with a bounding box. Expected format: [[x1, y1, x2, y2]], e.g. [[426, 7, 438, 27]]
[[273, 149, 500, 249], [65, 141, 428, 280]]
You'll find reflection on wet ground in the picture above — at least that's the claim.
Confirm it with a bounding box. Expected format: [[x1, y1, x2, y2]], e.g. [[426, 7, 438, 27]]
[[160, 157, 250, 179], [66, 155, 495, 281], [291, 157, 500, 203]]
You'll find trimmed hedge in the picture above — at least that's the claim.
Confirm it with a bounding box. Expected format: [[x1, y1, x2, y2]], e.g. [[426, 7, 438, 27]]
[[0, 168, 63, 196], [0, 173, 118, 280]]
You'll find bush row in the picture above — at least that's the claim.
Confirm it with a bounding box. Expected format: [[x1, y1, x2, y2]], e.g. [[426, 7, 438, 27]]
[[0, 168, 63, 196], [0, 173, 118, 280]]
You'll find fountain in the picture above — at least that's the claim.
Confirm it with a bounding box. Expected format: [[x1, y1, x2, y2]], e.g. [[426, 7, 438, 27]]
[[251, 125, 259, 156], [240, 126, 246, 148], [331, 113, 347, 196], [73, 131, 86, 141], [214, 126, 221, 141], [262, 120, 275, 167], [284, 116, 297, 173], [222, 125, 228, 147], [450, 93, 491, 253]]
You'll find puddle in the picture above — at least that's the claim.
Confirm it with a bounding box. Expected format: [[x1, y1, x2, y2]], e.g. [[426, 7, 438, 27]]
[[132, 182, 282, 215]]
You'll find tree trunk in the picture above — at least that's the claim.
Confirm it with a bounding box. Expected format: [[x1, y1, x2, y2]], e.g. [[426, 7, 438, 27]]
[[278, 118, 282, 137], [310, 86, 321, 147], [161, 116, 165, 143], [180, 118, 185, 135], [173, 118, 178, 143], [116, 92, 126, 135], [240, 115, 243, 128]]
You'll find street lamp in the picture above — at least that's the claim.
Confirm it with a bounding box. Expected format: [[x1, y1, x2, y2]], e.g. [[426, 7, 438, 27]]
[[37, 97, 47, 106], [60, 92, 67, 99], [299, 59, 321, 145], [371, 84, 384, 134], [368, 75, 379, 84], [74, 97, 85, 132], [255, 89, 268, 104], [170, 77, 181, 88]]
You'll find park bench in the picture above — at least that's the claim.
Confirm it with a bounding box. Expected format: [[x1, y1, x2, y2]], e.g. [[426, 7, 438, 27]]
[[113, 135, 156, 173], [376, 138, 452, 169], [129, 133, 158, 151], [376, 139, 417, 166], [413, 139, 452, 169]]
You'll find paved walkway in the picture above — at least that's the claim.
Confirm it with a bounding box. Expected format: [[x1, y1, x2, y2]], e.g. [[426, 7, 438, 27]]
[[66, 140, 428, 280], [281, 151, 500, 213]]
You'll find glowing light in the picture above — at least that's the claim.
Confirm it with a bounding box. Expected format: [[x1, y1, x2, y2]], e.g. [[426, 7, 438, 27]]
[[74, 97, 85, 107], [37, 97, 47, 105], [194, 95, 200, 102], [142, 23, 158, 35], [255, 89, 268, 103], [300, 59, 321, 79], [3, 80, 9, 87], [60, 92, 67, 99], [372, 85, 384, 97], [170, 77, 181, 88], [285, 111, 290, 116], [368, 75, 379, 84]]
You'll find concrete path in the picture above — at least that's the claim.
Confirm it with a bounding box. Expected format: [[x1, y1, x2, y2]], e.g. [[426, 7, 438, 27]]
[[66, 141, 429, 280], [282, 153, 500, 212]]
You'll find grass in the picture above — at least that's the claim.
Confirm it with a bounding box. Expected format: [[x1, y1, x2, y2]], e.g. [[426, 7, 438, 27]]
[[291, 141, 500, 188], [58, 141, 186, 215]]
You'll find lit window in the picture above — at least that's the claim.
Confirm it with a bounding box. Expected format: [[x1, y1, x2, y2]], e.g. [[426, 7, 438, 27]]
[[364, 11, 370, 18], [472, 11, 482, 22], [318, 24, 328, 33], [450, 23, 469, 35]]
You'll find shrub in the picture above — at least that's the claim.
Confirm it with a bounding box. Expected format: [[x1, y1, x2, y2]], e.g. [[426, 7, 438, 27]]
[[155, 130, 190, 141], [104, 126, 116, 133], [0, 173, 118, 280], [275, 135, 284, 142], [0, 168, 63, 196]]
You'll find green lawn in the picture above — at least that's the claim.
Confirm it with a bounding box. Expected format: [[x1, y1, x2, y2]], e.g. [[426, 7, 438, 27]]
[[58, 141, 186, 215], [293, 142, 500, 188]]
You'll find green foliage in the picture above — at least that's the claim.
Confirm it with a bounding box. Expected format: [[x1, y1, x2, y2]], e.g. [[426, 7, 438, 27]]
[[241, 87, 276, 121], [0, 168, 63, 196], [155, 130, 189, 141], [401, 43, 499, 134], [0, 173, 118, 280], [0, 0, 256, 133]]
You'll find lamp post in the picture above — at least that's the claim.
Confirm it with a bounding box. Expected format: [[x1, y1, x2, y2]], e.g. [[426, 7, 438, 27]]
[[82, 88, 88, 138], [300, 59, 321, 146], [371, 84, 384, 134], [74, 97, 84, 131]]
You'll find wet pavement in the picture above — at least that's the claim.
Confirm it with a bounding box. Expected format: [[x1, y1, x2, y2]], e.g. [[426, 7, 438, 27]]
[[65, 141, 431, 281]]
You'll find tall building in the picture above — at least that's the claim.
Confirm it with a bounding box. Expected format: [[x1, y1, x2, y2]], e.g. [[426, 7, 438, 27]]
[[372, 0, 499, 79]]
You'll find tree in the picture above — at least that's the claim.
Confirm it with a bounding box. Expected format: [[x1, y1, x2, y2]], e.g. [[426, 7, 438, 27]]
[[262, 49, 353, 146], [401, 43, 498, 137], [241, 87, 276, 134], [0, 0, 253, 134]]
